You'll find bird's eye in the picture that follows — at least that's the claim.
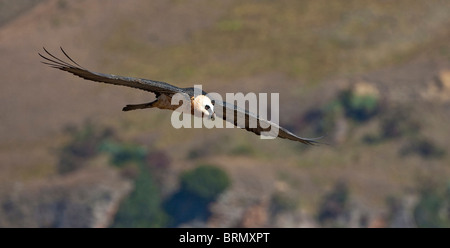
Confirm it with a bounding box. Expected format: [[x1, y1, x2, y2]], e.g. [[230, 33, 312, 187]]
[[205, 105, 210, 110]]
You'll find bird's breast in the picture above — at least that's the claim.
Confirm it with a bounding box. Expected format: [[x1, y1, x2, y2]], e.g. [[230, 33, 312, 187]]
[[154, 94, 192, 113]]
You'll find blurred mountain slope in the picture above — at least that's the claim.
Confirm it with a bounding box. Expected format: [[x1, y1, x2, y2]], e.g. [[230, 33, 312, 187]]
[[0, 0, 449, 227]]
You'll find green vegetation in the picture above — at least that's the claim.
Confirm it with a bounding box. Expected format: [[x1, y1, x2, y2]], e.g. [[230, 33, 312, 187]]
[[400, 138, 446, 159], [217, 19, 243, 32], [180, 165, 231, 201], [55, 121, 231, 227], [102, 141, 169, 228], [318, 99, 345, 135], [316, 181, 350, 227], [379, 108, 421, 139], [55, 122, 170, 227], [186, 138, 229, 160], [414, 182, 450, 228], [55, 122, 174, 228], [111, 167, 168, 228], [164, 164, 230, 226], [270, 192, 299, 214], [229, 143, 256, 156], [363, 106, 422, 144], [57, 122, 115, 174], [99, 141, 147, 167], [299, 85, 380, 140], [356, 106, 445, 159], [338, 89, 379, 123]]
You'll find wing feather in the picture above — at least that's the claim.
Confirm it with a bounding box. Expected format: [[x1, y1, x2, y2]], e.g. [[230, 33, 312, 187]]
[[39, 47, 184, 96], [213, 100, 322, 145]]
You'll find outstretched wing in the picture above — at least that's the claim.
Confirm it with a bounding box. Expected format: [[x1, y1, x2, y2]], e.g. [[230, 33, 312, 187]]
[[213, 100, 323, 145], [39, 47, 184, 96]]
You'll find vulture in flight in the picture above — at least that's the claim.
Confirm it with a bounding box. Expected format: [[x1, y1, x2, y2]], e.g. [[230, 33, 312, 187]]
[[39, 47, 322, 145]]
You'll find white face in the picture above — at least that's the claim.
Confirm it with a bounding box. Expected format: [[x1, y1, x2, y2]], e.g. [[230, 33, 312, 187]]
[[193, 95, 215, 120]]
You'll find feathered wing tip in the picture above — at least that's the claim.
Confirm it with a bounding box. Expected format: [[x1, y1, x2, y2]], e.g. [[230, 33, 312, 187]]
[[275, 123, 328, 146], [299, 135, 328, 146], [280, 127, 328, 146], [38, 47, 84, 70], [305, 131, 333, 146]]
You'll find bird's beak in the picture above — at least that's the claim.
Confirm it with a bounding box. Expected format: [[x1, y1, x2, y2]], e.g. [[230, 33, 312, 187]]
[[210, 112, 216, 121]]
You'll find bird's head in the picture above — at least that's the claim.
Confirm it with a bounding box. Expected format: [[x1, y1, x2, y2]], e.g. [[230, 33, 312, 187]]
[[193, 95, 216, 120]]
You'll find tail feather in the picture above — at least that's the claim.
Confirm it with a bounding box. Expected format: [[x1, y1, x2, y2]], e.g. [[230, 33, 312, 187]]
[[122, 100, 157, 111]]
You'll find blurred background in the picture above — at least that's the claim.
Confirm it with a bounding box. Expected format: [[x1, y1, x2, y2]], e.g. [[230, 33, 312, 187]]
[[1, 0, 450, 227]]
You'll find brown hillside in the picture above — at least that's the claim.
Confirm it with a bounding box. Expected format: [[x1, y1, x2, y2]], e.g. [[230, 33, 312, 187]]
[[1, 0, 449, 227]]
